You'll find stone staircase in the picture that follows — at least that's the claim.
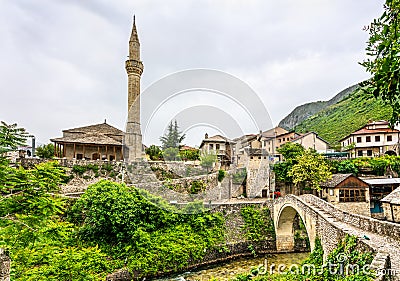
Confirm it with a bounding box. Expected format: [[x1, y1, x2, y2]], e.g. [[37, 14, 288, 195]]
[[302, 195, 400, 280]]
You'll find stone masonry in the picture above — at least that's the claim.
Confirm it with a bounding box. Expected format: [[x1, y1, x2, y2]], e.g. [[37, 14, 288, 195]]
[[124, 16, 144, 161]]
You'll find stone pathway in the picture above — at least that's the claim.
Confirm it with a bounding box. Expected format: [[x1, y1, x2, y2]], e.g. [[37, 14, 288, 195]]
[[305, 199, 400, 280]]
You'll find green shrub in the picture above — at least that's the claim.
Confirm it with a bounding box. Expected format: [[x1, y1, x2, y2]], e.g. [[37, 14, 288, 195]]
[[72, 165, 87, 175], [190, 180, 206, 194], [218, 169, 226, 182]]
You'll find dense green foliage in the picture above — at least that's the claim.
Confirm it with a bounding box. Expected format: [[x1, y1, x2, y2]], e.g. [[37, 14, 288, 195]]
[[179, 148, 200, 161], [277, 142, 305, 160], [145, 144, 163, 160], [361, 0, 400, 126], [289, 150, 332, 190], [36, 143, 55, 159], [162, 147, 181, 161], [0, 121, 28, 154], [273, 144, 331, 190], [69, 180, 226, 277], [335, 159, 359, 174], [0, 155, 226, 279], [240, 206, 275, 242], [0, 160, 116, 280], [234, 235, 374, 281], [295, 89, 392, 145]]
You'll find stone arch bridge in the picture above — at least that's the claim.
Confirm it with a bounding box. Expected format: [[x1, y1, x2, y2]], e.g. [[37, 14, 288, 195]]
[[273, 194, 400, 279]]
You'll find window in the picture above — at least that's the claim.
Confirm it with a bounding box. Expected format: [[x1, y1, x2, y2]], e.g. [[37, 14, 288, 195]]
[[357, 137, 362, 143], [388, 135, 393, 142], [329, 189, 334, 196], [209, 144, 213, 149], [358, 150, 363, 157], [278, 139, 282, 143], [216, 144, 220, 150], [366, 136, 371, 142], [367, 150, 373, 156], [109, 155, 115, 161], [339, 188, 366, 202], [76, 153, 83, 160], [375, 136, 380, 142], [258, 156, 261, 159]]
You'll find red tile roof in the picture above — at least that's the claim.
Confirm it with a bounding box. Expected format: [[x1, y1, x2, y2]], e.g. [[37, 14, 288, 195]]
[[351, 128, 399, 135]]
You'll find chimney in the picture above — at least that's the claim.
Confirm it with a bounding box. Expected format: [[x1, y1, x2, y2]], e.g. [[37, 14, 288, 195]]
[[205, 133, 208, 139]]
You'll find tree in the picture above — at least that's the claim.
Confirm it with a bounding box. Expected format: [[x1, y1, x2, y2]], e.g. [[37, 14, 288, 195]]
[[0, 121, 28, 154], [360, 0, 400, 126], [273, 142, 305, 183], [277, 142, 305, 160], [162, 147, 181, 161], [179, 149, 200, 161], [36, 143, 55, 159], [337, 159, 359, 174], [288, 149, 332, 190], [159, 120, 185, 149], [145, 145, 163, 160], [200, 150, 217, 172]]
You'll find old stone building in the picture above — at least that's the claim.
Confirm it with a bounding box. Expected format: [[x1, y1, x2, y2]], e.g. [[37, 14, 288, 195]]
[[363, 177, 400, 218], [199, 133, 233, 167], [381, 187, 400, 223], [51, 122, 124, 161], [320, 174, 370, 216], [340, 120, 400, 158], [51, 17, 144, 162], [291, 132, 329, 153]]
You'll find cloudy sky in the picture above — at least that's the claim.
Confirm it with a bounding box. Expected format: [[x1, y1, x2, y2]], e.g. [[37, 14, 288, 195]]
[[0, 0, 385, 146]]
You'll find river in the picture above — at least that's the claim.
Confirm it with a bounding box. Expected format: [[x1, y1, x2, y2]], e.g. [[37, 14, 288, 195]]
[[154, 252, 310, 281]]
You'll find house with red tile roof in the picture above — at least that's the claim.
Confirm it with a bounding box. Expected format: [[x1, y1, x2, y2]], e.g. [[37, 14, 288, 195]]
[[340, 120, 400, 158]]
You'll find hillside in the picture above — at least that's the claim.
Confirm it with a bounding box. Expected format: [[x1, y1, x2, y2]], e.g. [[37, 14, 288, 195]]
[[279, 84, 360, 130], [294, 88, 392, 146]]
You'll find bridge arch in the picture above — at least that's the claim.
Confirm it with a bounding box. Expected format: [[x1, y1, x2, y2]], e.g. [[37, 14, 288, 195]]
[[275, 202, 316, 253]]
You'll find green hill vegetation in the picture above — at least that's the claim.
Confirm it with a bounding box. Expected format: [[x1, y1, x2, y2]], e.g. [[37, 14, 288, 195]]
[[295, 88, 392, 146]]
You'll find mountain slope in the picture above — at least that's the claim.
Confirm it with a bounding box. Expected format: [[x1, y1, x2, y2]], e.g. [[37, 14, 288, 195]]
[[279, 84, 360, 130], [294, 88, 392, 146]]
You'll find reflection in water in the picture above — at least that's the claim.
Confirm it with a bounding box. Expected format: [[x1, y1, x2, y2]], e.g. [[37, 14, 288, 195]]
[[154, 252, 310, 281]]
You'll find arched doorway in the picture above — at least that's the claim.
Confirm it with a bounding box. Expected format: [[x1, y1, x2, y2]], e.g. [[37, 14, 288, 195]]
[[275, 204, 313, 252], [92, 153, 100, 160], [385, 150, 397, 156]]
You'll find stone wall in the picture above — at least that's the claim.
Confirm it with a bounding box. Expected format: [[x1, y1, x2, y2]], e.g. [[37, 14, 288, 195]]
[[333, 202, 371, 217], [148, 161, 209, 177]]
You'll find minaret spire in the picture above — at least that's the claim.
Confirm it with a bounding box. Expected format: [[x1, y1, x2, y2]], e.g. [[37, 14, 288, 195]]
[[129, 15, 140, 60], [125, 15, 144, 161]]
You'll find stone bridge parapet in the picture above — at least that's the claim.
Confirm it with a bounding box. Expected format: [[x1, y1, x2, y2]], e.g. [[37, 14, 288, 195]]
[[300, 194, 400, 243]]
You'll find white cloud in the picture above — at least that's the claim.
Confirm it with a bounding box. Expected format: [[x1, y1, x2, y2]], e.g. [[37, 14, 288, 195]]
[[0, 0, 385, 145]]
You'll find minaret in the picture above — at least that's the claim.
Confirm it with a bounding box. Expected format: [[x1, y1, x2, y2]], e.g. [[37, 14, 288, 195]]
[[125, 15, 144, 161]]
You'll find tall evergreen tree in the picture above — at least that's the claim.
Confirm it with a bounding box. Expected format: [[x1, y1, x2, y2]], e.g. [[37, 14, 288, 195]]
[[159, 120, 186, 149]]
